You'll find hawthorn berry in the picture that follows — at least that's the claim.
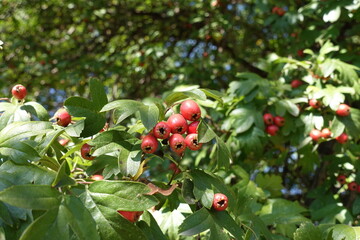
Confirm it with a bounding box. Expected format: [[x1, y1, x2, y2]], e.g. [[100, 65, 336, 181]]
[[141, 134, 159, 154], [336, 104, 350, 117], [336, 133, 348, 144], [309, 129, 322, 141], [212, 193, 228, 211], [81, 143, 95, 160], [153, 121, 171, 139], [180, 100, 201, 121], [309, 99, 321, 109], [54, 108, 72, 127], [336, 175, 347, 185], [91, 175, 104, 181], [276, 7, 286, 16], [167, 114, 188, 134], [291, 79, 303, 88], [266, 125, 279, 136], [117, 211, 143, 223], [274, 116, 285, 127], [320, 128, 331, 138], [11, 84, 27, 100], [348, 181, 358, 192], [188, 121, 200, 134], [169, 133, 186, 155], [297, 50, 304, 58], [184, 133, 202, 151], [263, 113, 274, 125]]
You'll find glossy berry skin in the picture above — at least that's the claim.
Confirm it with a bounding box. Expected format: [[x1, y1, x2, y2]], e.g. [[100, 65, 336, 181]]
[[212, 193, 228, 211], [180, 100, 201, 121], [169, 162, 181, 175], [141, 135, 159, 154], [11, 84, 27, 100], [348, 181, 358, 192], [321, 128, 332, 138], [54, 109, 72, 127], [309, 99, 321, 109], [81, 143, 95, 160], [153, 121, 171, 139], [274, 116, 285, 127], [336, 175, 347, 185], [336, 133, 348, 144], [309, 129, 322, 141], [266, 125, 279, 136], [263, 113, 274, 125], [167, 114, 188, 134], [184, 134, 202, 151], [91, 175, 104, 181], [291, 80, 303, 88], [336, 104, 350, 117], [188, 121, 200, 134], [117, 211, 143, 223], [169, 133, 186, 155]]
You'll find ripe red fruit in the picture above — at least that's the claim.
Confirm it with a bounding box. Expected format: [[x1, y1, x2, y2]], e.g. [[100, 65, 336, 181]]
[[336, 175, 347, 185], [348, 181, 358, 192], [309, 99, 321, 109], [336, 104, 350, 117], [188, 121, 200, 134], [153, 121, 171, 139], [141, 134, 159, 154], [117, 211, 143, 223], [180, 100, 201, 121], [263, 113, 274, 125], [59, 138, 70, 146], [321, 128, 332, 138], [276, 8, 286, 16], [167, 114, 188, 134], [291, 79, 303, 88], [11, 84, 27, 100], [184, 134, 203, 151], [266, 125, 279, 136], [169, 162, 181, 175], [297, 50, 304, 57], [309, 129, 322, 141], [272, 6, 279, 14], [336, 133, 348, 144], [54, 108, 72, 127], [81, 143, 95, 160], [212, 193, 228, 211], [169, 133, 186, 155], [91, 175, 104, 181], [274, 116, 285, 127]]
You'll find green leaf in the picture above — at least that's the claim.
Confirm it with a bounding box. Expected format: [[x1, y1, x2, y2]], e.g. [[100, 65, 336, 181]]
[[22, 102, 49, 121], [0, 185, 61, 210], [229, 108, 256, 134], [65, 119, 85, 137], [255, 174, 284, 197], [0, 201, 13, 226], [137, 211, 168, 240], [211, 210, 244, 238], [331, 117, 345, 137], [215, 136, 231, 170], [0, 103, 17, 131], [139, 104, 159, 130], [182, 178, 197, 205], [0, 141, 40, 163], [277, 99, 299, 117], [323, 7, 341, 23], [330, 224, 359, 240], [51, 160, 76, 188], [89, 78, 108, 112], [198, 120, 217, 143], [293, 222, 322, 240], [200, 88, 224, 104], [179, 208, 213, 236]]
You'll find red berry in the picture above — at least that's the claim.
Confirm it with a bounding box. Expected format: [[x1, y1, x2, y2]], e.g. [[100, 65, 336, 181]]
[[309, 129, 322, 141], [336, 133, 348, 144], [276, 8, 286, 16], [212, 193, 228, 211], [153, 121, 171, 139], [357, 185, 360, 193], [291, 79, 303, 88], [180, 100, 201, 121], [348, 181, 358, 192], [321, 128, 332, 138], [272, 6, 279, 14], [54, 108, 72, 127], [266, 125, 279, 136], [297, 50, 304, 57], [188, 121, 200, 134], [99, 123, 109, 133], [274, 116, 285, 127], [336, 104, 350, 117], [309, 99, 321, 109], [169, 133, 186, 155], [59, 138, 70, 146], [169, 162, 181, 175], [91, 175, 104, 181], [336, 175, 347, 185], [263, 113, 274, 125], [81, 143, 95, 160], [11, 84, 27, 100], [184, 134, 203, 151], [117, 211, 143, 223], [141, 134, 159, 154], [167, 114, 188, 134]]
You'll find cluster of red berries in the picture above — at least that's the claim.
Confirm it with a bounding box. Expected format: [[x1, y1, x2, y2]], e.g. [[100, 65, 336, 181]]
[[337, 175, 360, 193], [141, 99, 203, 155], [263, 113, 285, 136], [272, 6, 286, 16]]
